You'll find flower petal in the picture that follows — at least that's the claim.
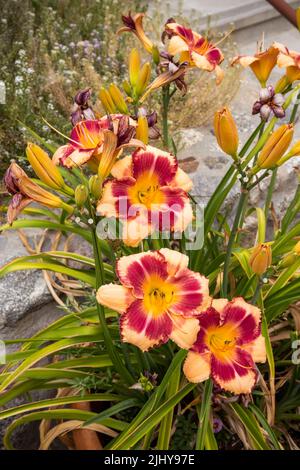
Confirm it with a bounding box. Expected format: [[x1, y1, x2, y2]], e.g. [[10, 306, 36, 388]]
[[243, 334, 266, 363], [211, 347, 256, 394], [221, 297, 261, 344], [193, 307, 220, 353], [169, 315, 200, 349], [172, 167, 193, 192], [172, 196, 193, 232], [120, 299, 172, 351], [96, 283, 134, 313], [97, 180, 117, 217], [183, 351, 211, 383], [116, 251, 167, 296], [168, 269, 211, 316], [159, 248, 189, 276], [132, 146, 178, 185], [121, 212, 152, 247], [111, 155, 133, 179], [168, 35, 189, 56]]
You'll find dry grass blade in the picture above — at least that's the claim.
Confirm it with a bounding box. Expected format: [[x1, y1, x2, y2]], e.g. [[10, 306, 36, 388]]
[[39, 420, 117, 450]]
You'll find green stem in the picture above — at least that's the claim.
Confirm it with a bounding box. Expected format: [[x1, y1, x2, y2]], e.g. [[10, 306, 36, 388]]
[[162, 85, 170, 150], [221, 189, 248, 297], [89, 209, 134, 385], [264, 167, 277, 221], [196, 378, 213, 450]]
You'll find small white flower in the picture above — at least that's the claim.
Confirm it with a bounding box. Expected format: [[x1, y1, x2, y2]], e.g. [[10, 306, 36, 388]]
[[75, 217, 81, 224], [263, 277, 268, 284], [88, 218, 94, 225]]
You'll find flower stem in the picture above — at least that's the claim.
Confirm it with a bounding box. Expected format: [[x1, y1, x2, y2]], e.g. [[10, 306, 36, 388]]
[[88, 201, 134, 385], [162, 84, 170, 150], [221, 188, 248, 297]]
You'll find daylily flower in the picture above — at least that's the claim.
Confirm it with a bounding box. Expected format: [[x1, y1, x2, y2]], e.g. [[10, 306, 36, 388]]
[[164, 22, 224, 84], [231, 42, 287, 86], [4, 162, 73, 224], [97, 145, 193, 246], [118, 12, 154, 54], [97, 249, 211, 351], [52, 115, 142, 171], [183, 298, 266, 394], [277, 47, 300, 84]]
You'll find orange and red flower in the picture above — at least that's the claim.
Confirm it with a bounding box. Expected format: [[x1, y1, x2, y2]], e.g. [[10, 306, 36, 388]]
[[231, 42, 288, 86], [52, 115, 140, 171], [277, 47, 300, 84], [97, 145, 193, 246], [183, 298, 266, 394], [97, 249, 211, 351], [165, 22, 224, 84]]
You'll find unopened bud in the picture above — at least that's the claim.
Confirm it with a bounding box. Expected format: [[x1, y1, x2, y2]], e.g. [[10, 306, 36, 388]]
[[214, 107, 239, 159], [249, 243, 272, 275], [108, 83, 129, 114], [257, 124, 294, 169], [129, 48, 141, 87], [75, 184, 88, 208], [89, 175, 103, 200]]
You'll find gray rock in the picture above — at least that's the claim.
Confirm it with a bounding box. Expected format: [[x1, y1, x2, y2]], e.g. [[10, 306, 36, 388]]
[[0, 231, 52, 328]]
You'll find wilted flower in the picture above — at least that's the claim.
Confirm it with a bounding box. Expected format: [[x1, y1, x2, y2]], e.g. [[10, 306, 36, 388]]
[[256, 124, 294, 169], [4, 163, 73, 224], [183, 298, 266, 394], [252, 86, 285, 121], [140, 59, 188, 103], [214, 107, 239, 159], [165, 21, 224, 84], [71, 88, 95, 126], [249, 243, 272, 275], [232, 42, 287, 86], [97, 249, 210, 351], [97, 145, 193, 246], [118, 12, 154, 54]]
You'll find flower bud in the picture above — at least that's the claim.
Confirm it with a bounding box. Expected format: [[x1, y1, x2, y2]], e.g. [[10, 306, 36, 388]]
[[122, 80, 132, 96], [274, 75, 289, 93], [280, 240, 300, 268], [75, 184, 89, 208], [249, 243, 272, 275], [214, 107, 239, 159], [260, 104, 271, 121], [108, 84, 128, 114], [259, 86, 274, 103], [99, 87, 116, 114], [136, 115, 149, 145], [26, 142, 66, 191], [89, 174, 103, 200], [129, 48, 140, 87], [295, 240, 300, 254], [136, 62, 151, 96], [257, 124, 294, 169], [152, 45, 160, 65]]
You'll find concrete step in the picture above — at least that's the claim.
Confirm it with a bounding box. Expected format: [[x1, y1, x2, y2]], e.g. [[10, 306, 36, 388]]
[[164, 0, 300, 31]]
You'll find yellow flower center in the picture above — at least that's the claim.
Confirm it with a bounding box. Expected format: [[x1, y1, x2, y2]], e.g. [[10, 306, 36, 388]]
[[207, 324, 237, 360], [128, 172, 165, 209], [143, 275, 176, 317]]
